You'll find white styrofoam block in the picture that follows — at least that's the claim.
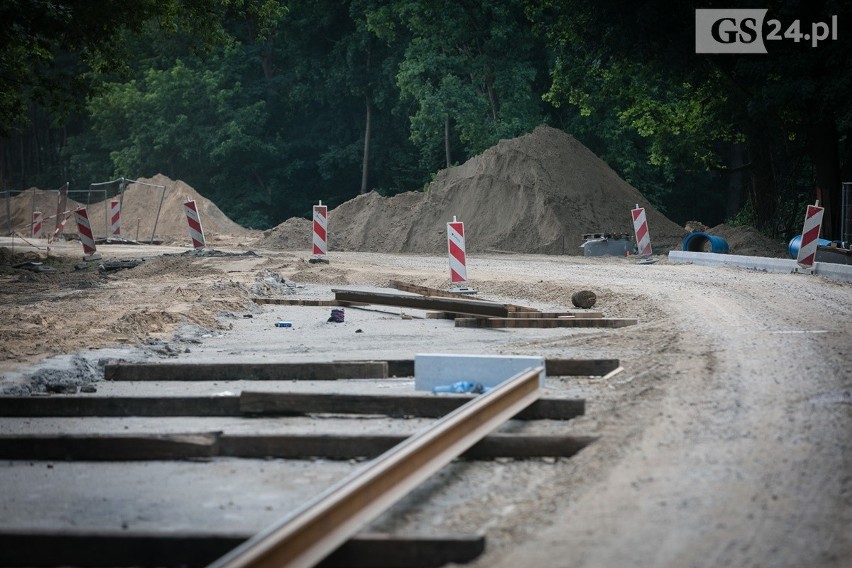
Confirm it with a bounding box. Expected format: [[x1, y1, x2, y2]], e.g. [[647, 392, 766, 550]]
[[414, 353, 546, 391]]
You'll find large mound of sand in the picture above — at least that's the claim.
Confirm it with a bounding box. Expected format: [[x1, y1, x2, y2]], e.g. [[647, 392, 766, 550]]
[[2, 175, 258, 245], [261, 125, 685, 255], [1, 187, 83, 236], [117, 174, 256, 244]]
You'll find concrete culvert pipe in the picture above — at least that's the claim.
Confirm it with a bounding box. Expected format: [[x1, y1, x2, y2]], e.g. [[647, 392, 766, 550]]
[[682, 232, 730, 254]]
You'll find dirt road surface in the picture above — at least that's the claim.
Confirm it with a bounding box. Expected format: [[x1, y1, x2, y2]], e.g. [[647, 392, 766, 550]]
[[0, 237, 849, 567]]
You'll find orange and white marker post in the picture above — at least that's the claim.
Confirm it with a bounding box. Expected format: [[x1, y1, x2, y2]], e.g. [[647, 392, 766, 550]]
[[183, 199, 206, 249], [447, 216, 468, 285], [796, 200, 825, 268], [109, 199, 121, 237], [32, 211, 43, 238], [73, 207, 99, 259], [631, 203, 652, 256], [313, 200, 328, 257]]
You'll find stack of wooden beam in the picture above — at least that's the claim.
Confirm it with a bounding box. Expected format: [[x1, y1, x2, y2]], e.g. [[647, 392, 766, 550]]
[[328, 281, 638, 329]]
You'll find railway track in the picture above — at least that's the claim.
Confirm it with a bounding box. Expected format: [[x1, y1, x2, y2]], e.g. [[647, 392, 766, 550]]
[[0, 358, 606, 568]]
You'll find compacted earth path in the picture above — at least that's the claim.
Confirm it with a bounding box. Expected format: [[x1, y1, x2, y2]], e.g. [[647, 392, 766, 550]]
[[0, 244, 849, 567]]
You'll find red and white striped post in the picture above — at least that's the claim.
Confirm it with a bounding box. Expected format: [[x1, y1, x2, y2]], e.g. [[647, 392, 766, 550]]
[[109, 199, 121, 237], [73, 207, 98, 257], [447, 216, 468, 285], [47, 211, 72, 253], [796, 200, 825, 268], [32, 211, 43, 238], [183, 200, 206, 249], [313, 201, 328, 257], [631, 203, 652, 256]]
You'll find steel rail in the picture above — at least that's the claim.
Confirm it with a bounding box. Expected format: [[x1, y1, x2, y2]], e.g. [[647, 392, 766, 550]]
[[206, 366, 544, 568]]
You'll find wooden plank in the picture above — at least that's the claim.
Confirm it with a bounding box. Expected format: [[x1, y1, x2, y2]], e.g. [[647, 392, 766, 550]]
[[423, 311, 490, 320], [388, 280, 470, 300], [332, 289, 511, 318], [386, 359, 414, 377], [546, 359, 621, 376], [250, 298, 335, 306], [220, 434, 592, 459], [103, 361, 389, 381], [0, 530, 484, 568], [0, 392, 584, 419], [0, 432, 220, 460], [0, 530, 242, 568], [0, 396, 240, 417], [239, 392, 585, 420], [388, 280, 540, 312], [454, 317, 638, 329], [426, 310, 590, 320], [462, 434, 596, 459], [507, 311, 603, 319], [321, 533, 485, 568], [251, 298, 372, 308], [0, 432, 590, 460]]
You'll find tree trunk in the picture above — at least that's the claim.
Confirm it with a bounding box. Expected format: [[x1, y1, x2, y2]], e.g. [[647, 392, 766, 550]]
[[252, 171, 270, 201], [747, 140, 776, 232], [726, 143, 745, 219], [360, 42, 373, 195], [808, 114, 841, 239], [360, 96, 371, 195], [485, 73, 500, 123], [0, 138, 6, 190], [444, 115, 451, 168], [19, 134, 25, 188]]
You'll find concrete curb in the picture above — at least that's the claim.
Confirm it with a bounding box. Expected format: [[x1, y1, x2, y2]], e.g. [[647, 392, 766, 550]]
[[668, 251, 852, 283]]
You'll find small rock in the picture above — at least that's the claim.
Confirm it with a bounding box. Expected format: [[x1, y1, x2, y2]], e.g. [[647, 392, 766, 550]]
[[80, 384, 97, 393], [571, 290, 597, 309]]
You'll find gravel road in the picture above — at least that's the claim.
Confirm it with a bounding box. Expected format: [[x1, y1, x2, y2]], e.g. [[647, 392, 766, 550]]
[[1, 244, 849, 567]]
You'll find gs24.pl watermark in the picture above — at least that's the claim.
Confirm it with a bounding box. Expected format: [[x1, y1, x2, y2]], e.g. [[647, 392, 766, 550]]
[[696, 9, 839, 53]]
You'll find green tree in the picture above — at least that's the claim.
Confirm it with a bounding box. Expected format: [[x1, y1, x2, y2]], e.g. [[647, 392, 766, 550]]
[[0, 0, 226, 135], [370, 0, 548, 171], [529, 0, 852, 237]]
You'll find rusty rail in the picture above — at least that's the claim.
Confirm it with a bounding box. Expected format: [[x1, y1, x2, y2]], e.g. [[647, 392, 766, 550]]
[[207, 366, 544, 568]]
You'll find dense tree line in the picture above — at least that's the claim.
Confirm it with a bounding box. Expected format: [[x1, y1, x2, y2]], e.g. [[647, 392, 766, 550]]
[[1, 0, 850, 237]]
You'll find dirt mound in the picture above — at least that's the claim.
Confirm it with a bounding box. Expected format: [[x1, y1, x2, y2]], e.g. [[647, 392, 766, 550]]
[[1, 187, 83, 236], [3, 175, 259, 246], [706, 224, 789, 258], [260, 217, 311, 250], [260, 125, 685, 255], [87, 174, 258, 245]]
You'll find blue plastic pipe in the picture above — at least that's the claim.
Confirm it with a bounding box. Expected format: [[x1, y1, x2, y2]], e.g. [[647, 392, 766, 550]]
[[682, 232, 730, 254], [787, 235, 832, 259]]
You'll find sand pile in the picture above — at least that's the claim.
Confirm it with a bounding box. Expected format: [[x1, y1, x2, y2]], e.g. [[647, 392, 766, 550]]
[[1, 187, 83, 236], [705, 223, 788, 258], [111, 174, 257, 244], [260, 125, 685, 255], [3, 175, 258, 245]]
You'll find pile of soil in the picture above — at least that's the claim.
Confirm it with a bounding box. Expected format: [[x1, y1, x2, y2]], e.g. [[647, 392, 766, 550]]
[[2, 175, 258, 246], [1, 187, 83, 236], [86, 174, 258, 245], [705, 223, 789, 258], [259, 125, 685, 255]]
